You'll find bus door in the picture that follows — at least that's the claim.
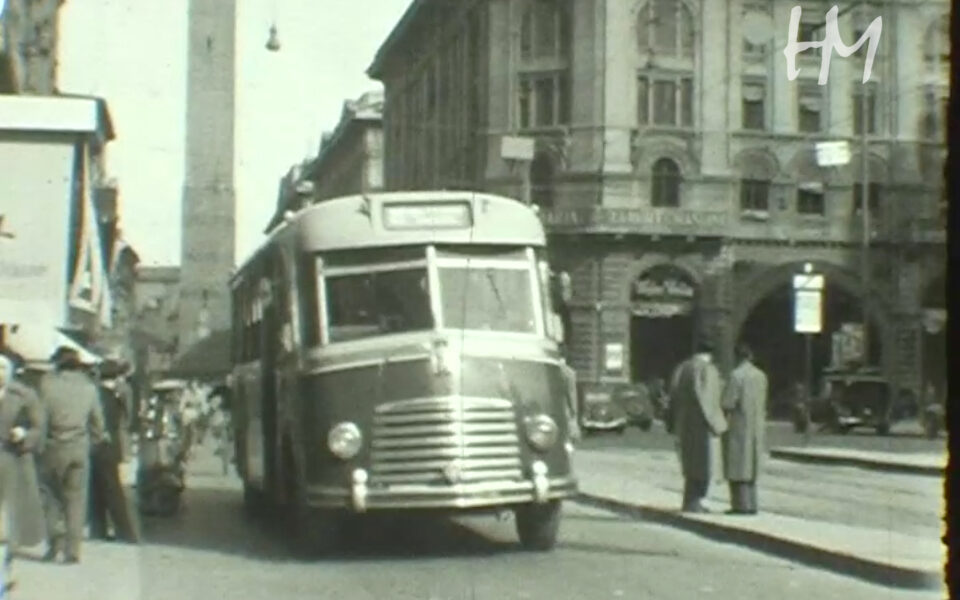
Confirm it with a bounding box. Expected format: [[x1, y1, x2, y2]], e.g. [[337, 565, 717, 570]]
[[258, 269, 280, 497]]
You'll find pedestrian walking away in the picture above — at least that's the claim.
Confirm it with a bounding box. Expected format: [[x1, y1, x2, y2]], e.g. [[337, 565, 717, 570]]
[[0, 352, 47, 593], [721, 342, 768, 515], [669, 340, 727, 513], [38, 347, 107, 564]]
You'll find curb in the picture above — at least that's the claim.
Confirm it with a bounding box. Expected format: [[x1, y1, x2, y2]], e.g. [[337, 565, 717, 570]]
[[769, 449, 945, 477], [574, 493, 942, 591]]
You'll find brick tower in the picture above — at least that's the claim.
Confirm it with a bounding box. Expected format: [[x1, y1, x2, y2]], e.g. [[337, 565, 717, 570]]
[[178, 0, 236, 354]]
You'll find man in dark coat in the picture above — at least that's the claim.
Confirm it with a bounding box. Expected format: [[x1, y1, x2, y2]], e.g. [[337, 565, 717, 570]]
[[88, 372, 139, 542], [669, 340, 727, 513], [721, 343, 768, 514], [0, 353, 47, 591], [38, 347, 106, 564]]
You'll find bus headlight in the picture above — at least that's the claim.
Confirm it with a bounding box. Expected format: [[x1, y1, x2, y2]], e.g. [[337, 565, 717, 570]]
[[524, 414, 559, 451], [327, 422, 362, 459]]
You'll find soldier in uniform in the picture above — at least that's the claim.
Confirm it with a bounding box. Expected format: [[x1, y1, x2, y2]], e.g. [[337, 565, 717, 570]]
[[38, 347, 106, 564]]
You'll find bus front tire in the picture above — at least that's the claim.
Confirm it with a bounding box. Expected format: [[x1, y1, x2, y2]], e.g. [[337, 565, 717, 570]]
[[242, 483, 268, 519], [286, 468, 341, 556], [515, 500, 561, 551]]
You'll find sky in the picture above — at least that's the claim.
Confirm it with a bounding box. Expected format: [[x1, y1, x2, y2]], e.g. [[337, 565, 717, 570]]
[[55, 0, 410, 267]]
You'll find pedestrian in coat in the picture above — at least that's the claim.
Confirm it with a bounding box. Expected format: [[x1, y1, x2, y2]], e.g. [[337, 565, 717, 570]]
[[88, 374, 139, 543], [721, 343, 768, 514], [669, 341, 727, 513], [0, 353, 47, 592], [38, 347, 107, 564]]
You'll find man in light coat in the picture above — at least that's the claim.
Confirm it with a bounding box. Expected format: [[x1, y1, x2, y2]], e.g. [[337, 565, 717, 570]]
[[669, 340, 727, 513], [39, 348, 106, 564], [721, 342, 768, 514]]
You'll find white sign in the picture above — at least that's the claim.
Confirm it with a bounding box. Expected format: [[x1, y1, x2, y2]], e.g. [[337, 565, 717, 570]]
[[794, 290, 822, 333], [500, 136, 535, 161], [604, 343, 623, 372], [792, 274, 824, 290], [814, 140, 851, 167]]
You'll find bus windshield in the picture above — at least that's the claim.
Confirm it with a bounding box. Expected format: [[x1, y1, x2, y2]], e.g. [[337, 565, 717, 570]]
[[325, 267, 434, 342], [437, 265, 536, 334], [320, 246, 539, 343]]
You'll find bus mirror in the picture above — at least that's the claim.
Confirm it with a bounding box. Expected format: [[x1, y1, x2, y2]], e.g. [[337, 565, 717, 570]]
[[548, 312, 564, 344], [550, 271, 572, 310]]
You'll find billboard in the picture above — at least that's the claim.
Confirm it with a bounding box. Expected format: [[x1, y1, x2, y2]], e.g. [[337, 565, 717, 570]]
[[0, 139, 75, 330]]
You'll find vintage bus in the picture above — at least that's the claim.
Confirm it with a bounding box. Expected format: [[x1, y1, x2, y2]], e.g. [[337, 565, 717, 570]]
[[230, 191, 578, 553]]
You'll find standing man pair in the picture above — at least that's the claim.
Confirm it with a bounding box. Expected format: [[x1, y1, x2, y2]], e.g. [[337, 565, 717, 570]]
[[670, 341, 768, 514]]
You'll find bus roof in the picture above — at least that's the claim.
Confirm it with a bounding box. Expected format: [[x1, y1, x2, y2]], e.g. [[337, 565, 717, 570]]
[[234, 191, 546, 279]]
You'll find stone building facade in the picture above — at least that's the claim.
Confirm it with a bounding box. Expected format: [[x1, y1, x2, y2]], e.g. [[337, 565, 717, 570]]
[[0, 0, 62, 94], [306, 90, 384, 200], [369, 0, 947, 404]]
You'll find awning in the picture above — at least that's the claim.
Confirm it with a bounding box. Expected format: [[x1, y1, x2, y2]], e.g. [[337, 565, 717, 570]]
[[4, 324, 102, 366]]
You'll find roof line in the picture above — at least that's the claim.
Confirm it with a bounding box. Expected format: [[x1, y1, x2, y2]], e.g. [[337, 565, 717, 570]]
[[366, 0, 426, 79]]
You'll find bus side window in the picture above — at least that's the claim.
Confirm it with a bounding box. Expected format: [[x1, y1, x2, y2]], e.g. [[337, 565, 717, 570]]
[[298, 254, 321, 347]]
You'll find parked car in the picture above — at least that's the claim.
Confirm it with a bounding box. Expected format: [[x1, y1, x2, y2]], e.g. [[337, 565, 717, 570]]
[[793, 368, 917, 436], [613, 383, 655, 431], [579, 385, 628, 434]]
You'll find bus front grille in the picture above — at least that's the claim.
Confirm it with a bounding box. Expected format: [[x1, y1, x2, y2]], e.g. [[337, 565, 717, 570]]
[[370, 397, 523, 486]]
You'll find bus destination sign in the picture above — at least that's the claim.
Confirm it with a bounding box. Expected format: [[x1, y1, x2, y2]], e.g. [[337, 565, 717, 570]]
[[382, 202, 473, 230]]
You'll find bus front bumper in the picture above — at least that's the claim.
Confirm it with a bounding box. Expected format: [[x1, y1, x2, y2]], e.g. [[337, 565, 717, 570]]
[[305, 474, 579, 512]]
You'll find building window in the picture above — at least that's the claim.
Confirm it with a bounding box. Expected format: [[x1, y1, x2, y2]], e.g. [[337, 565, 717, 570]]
[[923, 16, 950, 71], [636, 0, 695, 58], [530, 152, 555, 209], [521, 0, 570, 61], [798, 84, 823, 133], [651, 158, 681, 207], [852, 83, 878, 135], [740, 179, 770, 212], [797, 185, 825, 215], [742, 82, 766, 130], [852, 182, 882, 217], [638, 74, 693, 127], [519, 72, 570, 129]]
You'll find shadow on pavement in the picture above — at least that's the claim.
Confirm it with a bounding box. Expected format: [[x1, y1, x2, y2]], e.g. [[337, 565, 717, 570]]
[[138, 483, 522, 564]]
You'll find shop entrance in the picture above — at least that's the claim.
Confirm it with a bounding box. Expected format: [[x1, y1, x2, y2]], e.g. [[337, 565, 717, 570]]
[[629, 265, 697, 385]]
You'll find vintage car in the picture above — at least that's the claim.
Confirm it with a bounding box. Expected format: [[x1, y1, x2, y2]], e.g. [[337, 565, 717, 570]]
[[612, 383, 656, 431], [579, 385, 628, 434], [793, 368, 917, 436]]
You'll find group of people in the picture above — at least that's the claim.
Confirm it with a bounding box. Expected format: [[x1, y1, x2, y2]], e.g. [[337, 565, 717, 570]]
[[0, 346, 138, 593], [669, 340, 768, 515]]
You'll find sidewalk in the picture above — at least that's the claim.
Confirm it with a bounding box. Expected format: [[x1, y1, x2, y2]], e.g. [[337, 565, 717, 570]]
[[572, 448, 946, 591], [769, 446, 946, 476]]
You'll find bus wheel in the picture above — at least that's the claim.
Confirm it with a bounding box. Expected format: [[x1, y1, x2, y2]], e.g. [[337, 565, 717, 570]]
[[515, 500, 561, 551]]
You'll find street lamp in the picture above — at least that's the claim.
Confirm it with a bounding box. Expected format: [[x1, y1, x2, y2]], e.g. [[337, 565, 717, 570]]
[[265, 24, 281, 52]]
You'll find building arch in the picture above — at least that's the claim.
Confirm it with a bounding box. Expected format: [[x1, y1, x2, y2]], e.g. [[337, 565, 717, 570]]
[[632, 135, 697, 176], [626, 259, 701, 383], [634, 0, 699, 56], [732, 259, 894, 340], [621, 255, 703, 304], [733, 147, 780, 181]]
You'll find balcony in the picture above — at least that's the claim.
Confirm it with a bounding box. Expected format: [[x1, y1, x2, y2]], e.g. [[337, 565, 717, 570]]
[[539, 206, 728, 238]]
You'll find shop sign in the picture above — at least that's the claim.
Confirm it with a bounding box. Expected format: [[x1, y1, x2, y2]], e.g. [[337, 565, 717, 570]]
[[540, 207, 727, 234], [633, 277, 695, 299], [632, 268, 696, 318]]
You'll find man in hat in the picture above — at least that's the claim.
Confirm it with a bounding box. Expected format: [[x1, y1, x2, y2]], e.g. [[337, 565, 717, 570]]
[[0, 352, 46, 592], [721, 342, 768, 514], [669, 340, 727, 512], [38, 347, 106, 564]]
